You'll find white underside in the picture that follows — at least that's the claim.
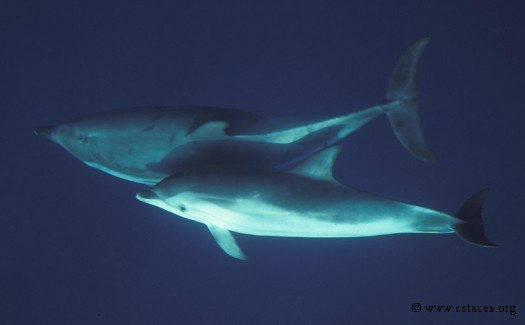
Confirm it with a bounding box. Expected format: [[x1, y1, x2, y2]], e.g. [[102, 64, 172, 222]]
[[85, 161, 157, 185], [149, 193, 450, 238], [235, 104, 386, 144]]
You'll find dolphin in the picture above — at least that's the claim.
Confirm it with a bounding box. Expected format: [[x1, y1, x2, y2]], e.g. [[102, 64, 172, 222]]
[[136, 146, 496, 259], [36, 38, 435, 185]]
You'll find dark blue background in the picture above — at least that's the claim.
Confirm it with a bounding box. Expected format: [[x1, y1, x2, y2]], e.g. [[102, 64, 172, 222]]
[[2, 0, 523, 324]]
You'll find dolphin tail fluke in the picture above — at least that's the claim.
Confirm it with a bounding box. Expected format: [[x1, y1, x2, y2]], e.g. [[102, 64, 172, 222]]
[[385, 37, 437, 162], [452, 189, 498, 247]]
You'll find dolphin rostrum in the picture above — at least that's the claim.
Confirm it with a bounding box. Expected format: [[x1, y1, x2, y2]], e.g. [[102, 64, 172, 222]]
[[136, 146, 497, 259], [36, 38, 435, 185]]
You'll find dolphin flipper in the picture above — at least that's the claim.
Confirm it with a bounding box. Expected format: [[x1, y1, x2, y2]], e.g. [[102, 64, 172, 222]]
[[207, 224, 247, 260], [385, 37, 436, 162]]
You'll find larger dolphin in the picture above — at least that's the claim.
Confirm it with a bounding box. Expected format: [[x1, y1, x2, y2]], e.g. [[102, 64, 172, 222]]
[[136, 146, 496, 259], [36, 38, 435, 185]]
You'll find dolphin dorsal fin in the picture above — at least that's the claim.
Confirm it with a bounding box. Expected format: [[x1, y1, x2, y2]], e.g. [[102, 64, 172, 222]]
[[290, 146, 342, 183], [189, 121, 228, 140]]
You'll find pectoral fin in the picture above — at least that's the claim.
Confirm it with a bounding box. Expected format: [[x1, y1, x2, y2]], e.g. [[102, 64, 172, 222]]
[[207, 224, 247, 260]]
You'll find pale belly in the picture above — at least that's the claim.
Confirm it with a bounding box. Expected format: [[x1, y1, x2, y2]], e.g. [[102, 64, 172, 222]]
[[181, 198, 455, 238]]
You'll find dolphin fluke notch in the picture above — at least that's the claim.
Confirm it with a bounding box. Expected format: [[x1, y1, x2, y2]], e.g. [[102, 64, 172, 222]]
[[452, 189, 498, 247], [385, 37, 437, 162]]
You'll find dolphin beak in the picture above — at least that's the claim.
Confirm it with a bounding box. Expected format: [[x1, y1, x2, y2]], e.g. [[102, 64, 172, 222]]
[[136, 190, 160, 203], [34, 126, 56, 139]]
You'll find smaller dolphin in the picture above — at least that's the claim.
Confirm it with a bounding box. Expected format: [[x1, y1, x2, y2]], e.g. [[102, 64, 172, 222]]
[[136, 146, 497, 259], [36, 38, 435, 185]]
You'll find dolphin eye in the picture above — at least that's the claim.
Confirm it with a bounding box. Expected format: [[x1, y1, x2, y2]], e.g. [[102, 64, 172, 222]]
[[178, 204, 187, 212]]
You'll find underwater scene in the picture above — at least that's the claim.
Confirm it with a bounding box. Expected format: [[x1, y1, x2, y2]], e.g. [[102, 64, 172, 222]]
[[2, 0, 523, 324]]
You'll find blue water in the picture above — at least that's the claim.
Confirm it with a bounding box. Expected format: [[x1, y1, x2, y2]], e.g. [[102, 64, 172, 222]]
[[2, 1, 523, 324]]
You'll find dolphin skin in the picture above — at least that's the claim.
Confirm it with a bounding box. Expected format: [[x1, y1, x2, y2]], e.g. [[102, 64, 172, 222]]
[[36, 38, 435, 185], [136, 146, 496, 259]]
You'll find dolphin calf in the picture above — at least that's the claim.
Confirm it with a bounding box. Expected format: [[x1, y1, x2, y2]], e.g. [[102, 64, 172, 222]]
[[136, 146, 496, 259], [36, 38, 435, 185]]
